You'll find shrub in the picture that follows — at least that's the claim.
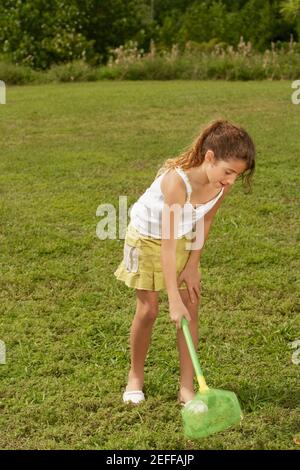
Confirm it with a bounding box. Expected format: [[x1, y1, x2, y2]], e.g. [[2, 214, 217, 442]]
[[1, 38, 300, 84], [45, 60, 98, 83], [0, 60, 41, 85]]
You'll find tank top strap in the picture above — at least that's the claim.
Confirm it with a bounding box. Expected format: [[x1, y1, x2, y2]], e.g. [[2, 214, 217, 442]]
[[174, 167, 192, 203]]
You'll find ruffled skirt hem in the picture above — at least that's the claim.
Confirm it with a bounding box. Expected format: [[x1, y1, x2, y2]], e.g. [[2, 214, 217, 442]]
[[114, 263, 188, 291]]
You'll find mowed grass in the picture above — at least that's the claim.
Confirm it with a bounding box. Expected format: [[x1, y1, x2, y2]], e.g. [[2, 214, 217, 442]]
[[0, 81, 299, 450]]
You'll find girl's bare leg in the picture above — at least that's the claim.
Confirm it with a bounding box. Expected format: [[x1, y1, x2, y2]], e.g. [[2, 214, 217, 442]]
[[125, 289, 159, 392], [176, 288, 200, 403]]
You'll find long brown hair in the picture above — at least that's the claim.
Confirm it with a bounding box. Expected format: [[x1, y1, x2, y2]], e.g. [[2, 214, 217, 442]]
[[155, 119, 256, 192]]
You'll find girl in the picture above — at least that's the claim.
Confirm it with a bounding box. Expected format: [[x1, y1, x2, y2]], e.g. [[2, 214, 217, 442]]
[[114, 119, 256, 406]]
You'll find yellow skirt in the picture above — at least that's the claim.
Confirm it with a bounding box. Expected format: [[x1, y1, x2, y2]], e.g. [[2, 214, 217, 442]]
[[114, 222, 193, 291]]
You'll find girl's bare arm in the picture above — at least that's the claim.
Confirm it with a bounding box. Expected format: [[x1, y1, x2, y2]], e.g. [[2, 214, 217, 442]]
[[160, 170, 186, 304], [160, 170, 191, 328]]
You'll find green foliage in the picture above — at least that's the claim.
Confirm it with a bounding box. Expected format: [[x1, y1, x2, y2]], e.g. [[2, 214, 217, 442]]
[[1, 37, 300, 84], [178, 1, 228, 46], [280, 0, 300, 20], [92, 38, 300, 82], [0, 59, 41, 84], [0, 0, 298, 69], [174, 0, 295, 51], [0, 0, 95, 69], [76, 0, 151, 64], [46, 60, 98, 82], [280, 0, 300, 38]]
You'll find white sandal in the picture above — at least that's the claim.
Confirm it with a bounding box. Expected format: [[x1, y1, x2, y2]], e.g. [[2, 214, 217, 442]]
[[122, 390, 145, 404]]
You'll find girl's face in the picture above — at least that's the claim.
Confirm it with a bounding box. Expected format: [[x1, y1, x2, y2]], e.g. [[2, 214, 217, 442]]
[[206, 153, 248, 189]]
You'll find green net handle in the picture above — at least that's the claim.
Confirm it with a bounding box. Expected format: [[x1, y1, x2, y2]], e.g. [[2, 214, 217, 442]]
[[181, 318, 209, 392]]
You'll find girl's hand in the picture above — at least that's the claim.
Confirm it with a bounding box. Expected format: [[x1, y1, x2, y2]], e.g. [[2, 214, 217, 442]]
[[177, 265, 201, 304], [169, 299, 191, 330]]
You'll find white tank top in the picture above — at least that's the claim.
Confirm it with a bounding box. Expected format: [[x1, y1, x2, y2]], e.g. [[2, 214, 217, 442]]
[[130, 167, 224, 239]]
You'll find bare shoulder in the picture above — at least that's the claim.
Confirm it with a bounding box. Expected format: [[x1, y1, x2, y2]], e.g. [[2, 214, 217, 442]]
[[160, 168, 186, 206]]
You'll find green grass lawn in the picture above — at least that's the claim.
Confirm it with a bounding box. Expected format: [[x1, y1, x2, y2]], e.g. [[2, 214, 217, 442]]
[[0, 80, 299, 450]]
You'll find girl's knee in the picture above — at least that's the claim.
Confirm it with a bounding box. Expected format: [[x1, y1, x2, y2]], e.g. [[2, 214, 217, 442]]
[[136, 290, 159, 323], [137, 306, 158, 323]]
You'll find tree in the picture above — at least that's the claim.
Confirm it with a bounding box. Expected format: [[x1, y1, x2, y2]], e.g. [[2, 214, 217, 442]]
[[178, 1, 228, 46], [0, 0, 150, 68], [0, 0, 94, 69], [76, 0, 150, 63], [280, 0, 300, 38], [176, 0, 294, 50]]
